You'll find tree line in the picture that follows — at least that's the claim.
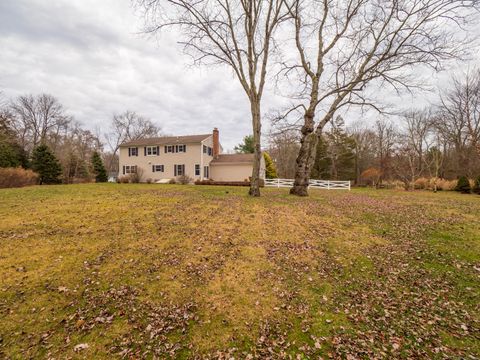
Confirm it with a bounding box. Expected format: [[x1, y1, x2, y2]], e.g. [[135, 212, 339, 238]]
[[0, 92, 161, 185], [266, 69, 480, 192]]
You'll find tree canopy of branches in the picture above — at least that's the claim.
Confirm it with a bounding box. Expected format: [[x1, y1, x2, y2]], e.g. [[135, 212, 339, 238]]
[[280, 0, 479, 196], [10, 94, 71, 154], [105, 110, 161, 174], [137, 0, 289, 196]]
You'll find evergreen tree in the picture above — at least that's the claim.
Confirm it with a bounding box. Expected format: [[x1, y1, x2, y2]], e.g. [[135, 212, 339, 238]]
[[263, 152, 277, 179], [91, 151, 108, 182], [234, 135, 255, 153], [327, 116, 356, 180], [310, 135, 331, 179], [473, 175, 480, 195], [31, 144, 62, 184], [455, 175, 471, 194], [0, 119, 28, 168]]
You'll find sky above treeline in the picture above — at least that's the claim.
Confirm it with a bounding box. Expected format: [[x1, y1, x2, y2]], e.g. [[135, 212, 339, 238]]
[[1, 0, 479, 150]]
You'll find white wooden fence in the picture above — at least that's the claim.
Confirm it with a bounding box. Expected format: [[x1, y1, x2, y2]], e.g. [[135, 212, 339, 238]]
[[265, 178, 351, 190]]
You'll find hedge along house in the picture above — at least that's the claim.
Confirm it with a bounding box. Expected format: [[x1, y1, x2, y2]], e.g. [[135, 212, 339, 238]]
[[118, 128, 265, 183]]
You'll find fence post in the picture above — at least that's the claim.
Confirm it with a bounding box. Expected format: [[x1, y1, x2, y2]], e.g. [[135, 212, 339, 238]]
[[277, 178, 280, 188], [348, 181, 351, 191], [327, 180, 330, 190]]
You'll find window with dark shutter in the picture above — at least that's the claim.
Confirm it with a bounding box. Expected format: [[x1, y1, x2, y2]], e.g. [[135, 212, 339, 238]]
[[195, 164, 200, 176], [156, 146, 159, 155]]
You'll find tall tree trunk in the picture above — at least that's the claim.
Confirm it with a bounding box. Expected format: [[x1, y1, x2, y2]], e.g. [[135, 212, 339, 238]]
[[290, 114, 317, 196], [249, 100, 262, 197]]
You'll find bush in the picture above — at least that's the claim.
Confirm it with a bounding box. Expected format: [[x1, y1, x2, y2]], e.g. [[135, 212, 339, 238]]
[[176, 174, 193, 185], [118, 176, 130, 183], [414, 177, 429, 190], [146, 178, 153, 184], [473, 175, 480, 195], [128, 168, 143, 183], [0, 167, 38, 188], [455, 175, 471, 194], [436, 179, 456, 191]]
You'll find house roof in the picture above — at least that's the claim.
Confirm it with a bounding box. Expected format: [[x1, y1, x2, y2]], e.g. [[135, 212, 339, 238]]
[[210, 153, 255, 164], [120, 134, 212, 147]]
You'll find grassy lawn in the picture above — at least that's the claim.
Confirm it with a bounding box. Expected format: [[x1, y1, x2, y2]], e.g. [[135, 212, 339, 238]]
[[0, 184, 479, 359]]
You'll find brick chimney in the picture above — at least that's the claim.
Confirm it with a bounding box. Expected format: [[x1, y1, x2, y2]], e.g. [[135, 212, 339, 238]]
[[212, 127, 220, 158]]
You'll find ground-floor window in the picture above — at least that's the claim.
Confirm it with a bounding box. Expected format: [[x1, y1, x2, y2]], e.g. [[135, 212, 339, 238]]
[[174, 164, 185, 176], [195, 164, 200, 176], [123, 165, 137, 174], [152, 165, 164, 172], [203, 166, 209, 178]]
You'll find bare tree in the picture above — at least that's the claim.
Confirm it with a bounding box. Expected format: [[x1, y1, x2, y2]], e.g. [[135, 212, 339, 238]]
[[403, 110, 432, 176], [267, 127, 300, 178], [105, 110, 161, 174], [136, 0, 289, 196], [437, 69, 480, 171], [10, 94, 71, 153], [281, 0, 479, 196]]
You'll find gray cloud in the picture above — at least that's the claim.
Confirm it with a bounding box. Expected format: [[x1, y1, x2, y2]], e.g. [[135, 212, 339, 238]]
[[0, 0, 478, 149]]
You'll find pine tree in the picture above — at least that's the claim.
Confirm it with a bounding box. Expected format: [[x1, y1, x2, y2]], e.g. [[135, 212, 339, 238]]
[[455, 175, 471, 194], [91, 151, 108, 182], [234, 135, 255, 153], [473, 175, 480, 195], [263, 152, 277, 179], [31, 144, 62, 184], [310, 135, 331, 179]]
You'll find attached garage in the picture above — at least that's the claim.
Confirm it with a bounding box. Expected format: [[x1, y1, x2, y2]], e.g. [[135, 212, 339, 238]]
[[209, 154, 265, 182]]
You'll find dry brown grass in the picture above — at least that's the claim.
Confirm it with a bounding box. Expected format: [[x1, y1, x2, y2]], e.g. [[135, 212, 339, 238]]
[[0, 184, 479, 358]]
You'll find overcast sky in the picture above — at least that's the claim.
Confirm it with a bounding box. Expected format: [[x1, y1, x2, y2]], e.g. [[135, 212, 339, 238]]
[[0, 0, 478, 150]]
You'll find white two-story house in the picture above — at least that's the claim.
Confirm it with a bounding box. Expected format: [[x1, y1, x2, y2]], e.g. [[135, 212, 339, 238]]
[[118, 128, 265, 182]]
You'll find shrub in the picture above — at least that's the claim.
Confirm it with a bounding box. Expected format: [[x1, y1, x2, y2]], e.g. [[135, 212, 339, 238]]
[[31, 144, 62, 184], [176, 174, 193, 185], [414, 177, 429, 190], [473, 175, 480, 195], [360, 167, 382, 187], [169, 178, 176, 184], [146, 178, 153, 184], [0, 167, 38, 188], [263, 152, 277, 179], [128, 168, 143, 183], [455, 175, 471, 194], [118, 176, 130, 183]]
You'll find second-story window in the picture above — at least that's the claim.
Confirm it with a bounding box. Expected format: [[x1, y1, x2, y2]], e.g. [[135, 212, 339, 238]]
[[145, 146, 159, 156], [165, 145, 186, 153], [128, 147, 138, 157]]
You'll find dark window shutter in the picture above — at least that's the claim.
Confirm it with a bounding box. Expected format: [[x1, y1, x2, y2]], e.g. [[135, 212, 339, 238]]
[[123, 166, 125, 175], [174, 165, 177, 176], [152, 165, 155, 172], [136, 147, 139, 156], [164, 146, 167, 153], [184, 145, 187, 152], [144, 147, 147, 156], [128, 148, 131, 157], [156, 146, 159, 155]]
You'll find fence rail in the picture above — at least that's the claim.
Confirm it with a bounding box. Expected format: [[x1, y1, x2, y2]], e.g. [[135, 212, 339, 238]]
[[265, 178, 351, 190]]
